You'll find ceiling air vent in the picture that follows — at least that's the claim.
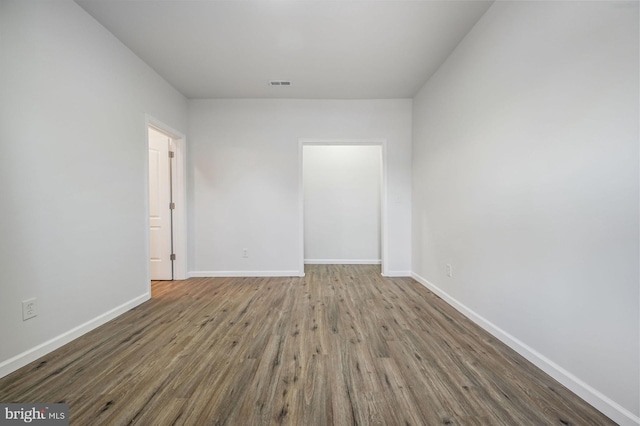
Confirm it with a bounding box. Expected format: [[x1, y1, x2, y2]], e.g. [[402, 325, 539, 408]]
[[269, 80, 292, 86]]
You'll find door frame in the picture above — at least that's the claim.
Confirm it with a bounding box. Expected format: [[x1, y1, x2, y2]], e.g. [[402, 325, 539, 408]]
[[145, 114, 187, 281], [298, 138, 388, 277]]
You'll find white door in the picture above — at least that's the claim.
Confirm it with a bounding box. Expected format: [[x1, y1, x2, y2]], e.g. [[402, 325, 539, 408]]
[[148, 127, 173, 280]]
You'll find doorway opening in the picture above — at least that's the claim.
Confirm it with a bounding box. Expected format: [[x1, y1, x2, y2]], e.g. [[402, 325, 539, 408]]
[[146, 115, 187, 283], [298, 139, 388, 277]]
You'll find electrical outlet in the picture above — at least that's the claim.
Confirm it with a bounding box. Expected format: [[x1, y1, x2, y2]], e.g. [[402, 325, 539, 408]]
[[22, 298, 37, 321], [446, 264, 453, 278], [242, 248, 248, 258]]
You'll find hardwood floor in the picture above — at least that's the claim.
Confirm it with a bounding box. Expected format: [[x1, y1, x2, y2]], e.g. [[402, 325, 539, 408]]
[[0, 265, 613, 425]]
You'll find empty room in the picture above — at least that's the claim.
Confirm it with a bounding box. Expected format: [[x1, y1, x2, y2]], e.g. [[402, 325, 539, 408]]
[[0, 1, 638, 425]]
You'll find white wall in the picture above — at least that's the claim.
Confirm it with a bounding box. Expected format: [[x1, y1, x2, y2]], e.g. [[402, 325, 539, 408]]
[[188, 99, 412, 276], [0, 1, 188, 376], [304, 145, 381, 264], [411, 2, 639, 424]]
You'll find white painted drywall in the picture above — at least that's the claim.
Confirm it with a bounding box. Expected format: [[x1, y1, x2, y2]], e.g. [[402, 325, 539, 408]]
[[187, 99, 412, 276], [411, 1, 639, 424], [303, 145, 381, 263], [0, 1, 187, 376]]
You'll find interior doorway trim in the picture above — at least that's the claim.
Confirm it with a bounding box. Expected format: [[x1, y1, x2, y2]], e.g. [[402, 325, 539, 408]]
[[298, 138, 389, 277], [145, 114, 187, 281]]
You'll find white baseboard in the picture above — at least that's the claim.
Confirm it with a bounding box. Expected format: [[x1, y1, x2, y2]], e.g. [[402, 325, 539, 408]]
[[0, 292, 150, 379], [304, 259, 381, 265], [410, 272, 639, 426], [188, 270, 302, 278], [383, 270, 412, 277]]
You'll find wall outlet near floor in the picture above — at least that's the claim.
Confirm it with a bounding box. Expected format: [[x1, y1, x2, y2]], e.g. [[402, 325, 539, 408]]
[[446, 264, 453, 278], [242, 248, 249, 258], [22, 298, 37, 321]]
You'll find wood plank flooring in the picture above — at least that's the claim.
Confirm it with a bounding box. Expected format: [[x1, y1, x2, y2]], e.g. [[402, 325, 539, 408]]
[[0, 265, 614, 425]]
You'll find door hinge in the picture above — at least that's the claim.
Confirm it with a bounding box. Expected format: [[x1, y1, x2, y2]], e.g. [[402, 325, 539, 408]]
[[170, 254, 176, 261], [168, 151, 175, 158], [169, 202, 175, 210]]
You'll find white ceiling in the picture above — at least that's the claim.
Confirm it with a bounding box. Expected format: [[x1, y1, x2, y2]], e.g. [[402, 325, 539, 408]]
[[76, 1, 493, 99]]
